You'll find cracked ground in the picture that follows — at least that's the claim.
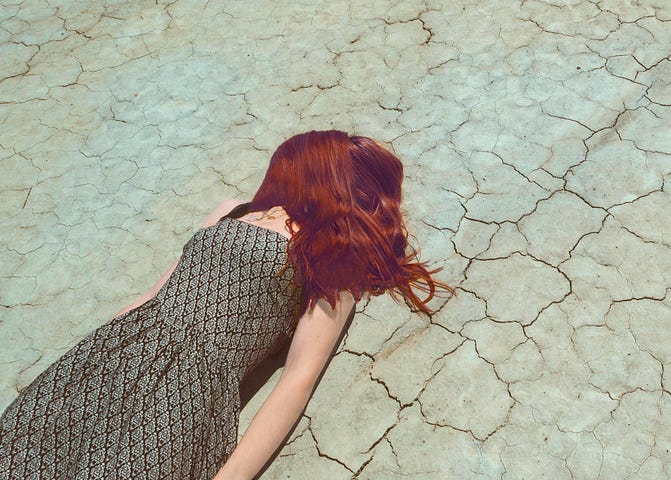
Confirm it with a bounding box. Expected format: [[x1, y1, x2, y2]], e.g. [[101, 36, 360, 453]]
[[1, 0, 671, 478]]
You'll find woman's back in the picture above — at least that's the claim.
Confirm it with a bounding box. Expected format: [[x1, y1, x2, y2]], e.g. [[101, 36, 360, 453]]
[[0, 212, 302, 479]]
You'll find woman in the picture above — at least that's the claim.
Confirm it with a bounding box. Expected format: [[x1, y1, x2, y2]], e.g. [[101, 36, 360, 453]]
[[0, 130, 453, 479]]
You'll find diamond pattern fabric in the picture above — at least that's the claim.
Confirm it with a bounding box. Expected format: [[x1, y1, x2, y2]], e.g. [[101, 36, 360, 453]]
[[0, 215, 303, 479]]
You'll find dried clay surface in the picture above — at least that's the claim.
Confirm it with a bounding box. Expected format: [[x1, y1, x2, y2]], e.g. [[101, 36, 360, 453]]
[[1, 1, 670, 479]]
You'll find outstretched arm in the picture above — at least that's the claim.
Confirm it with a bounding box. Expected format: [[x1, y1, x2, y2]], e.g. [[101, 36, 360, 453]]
[[110, 258, 179, 318], [214, 292, 356, 480], [111, 199, 246, 319]]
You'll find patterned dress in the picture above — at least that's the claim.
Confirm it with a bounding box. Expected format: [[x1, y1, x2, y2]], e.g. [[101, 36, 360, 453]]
[[0, 209, 303, 479]]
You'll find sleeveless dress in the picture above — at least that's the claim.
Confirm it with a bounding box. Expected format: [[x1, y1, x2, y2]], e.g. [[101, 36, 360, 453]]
[[0, 207, 303, 479]]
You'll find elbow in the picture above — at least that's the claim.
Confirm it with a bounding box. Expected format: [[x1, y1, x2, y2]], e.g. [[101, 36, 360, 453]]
[[278, 369, 318, 404]]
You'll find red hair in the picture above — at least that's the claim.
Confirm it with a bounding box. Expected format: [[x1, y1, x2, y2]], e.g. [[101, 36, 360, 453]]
[[250, 130, 455, 316]]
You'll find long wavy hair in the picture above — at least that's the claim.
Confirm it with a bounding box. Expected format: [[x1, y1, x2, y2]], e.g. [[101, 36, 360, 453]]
[[249, 130, 455, 316]]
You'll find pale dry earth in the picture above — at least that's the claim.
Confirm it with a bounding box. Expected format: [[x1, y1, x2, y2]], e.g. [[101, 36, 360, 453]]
[[1, 0, 671, 479]]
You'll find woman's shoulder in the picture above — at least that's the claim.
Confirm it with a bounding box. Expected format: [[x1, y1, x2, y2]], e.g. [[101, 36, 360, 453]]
[[200, 199, 249, 229]]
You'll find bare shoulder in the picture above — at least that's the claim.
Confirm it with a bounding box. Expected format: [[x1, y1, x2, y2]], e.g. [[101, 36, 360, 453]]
[[332, 291, 356, 318], [282, 291, 357, 388], [302, 291, 356, 323], [200, 198, 248, 228]]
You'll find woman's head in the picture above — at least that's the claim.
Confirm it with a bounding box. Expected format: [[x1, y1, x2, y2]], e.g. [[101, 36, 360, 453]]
[[250, 130, 453, 316]]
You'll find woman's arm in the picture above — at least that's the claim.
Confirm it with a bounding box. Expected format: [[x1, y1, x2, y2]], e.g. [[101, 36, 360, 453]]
[[111, 199, 247, 319], [110, 258, 179, 318], [214, 292, 356, 480]]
